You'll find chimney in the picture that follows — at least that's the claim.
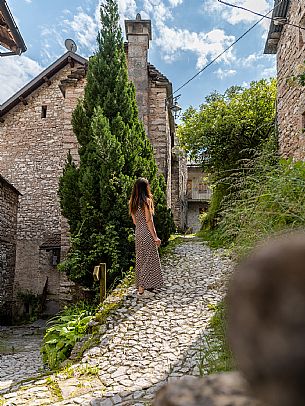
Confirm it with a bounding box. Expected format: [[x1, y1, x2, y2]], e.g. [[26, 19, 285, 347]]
[[125, 14, 152, 132]]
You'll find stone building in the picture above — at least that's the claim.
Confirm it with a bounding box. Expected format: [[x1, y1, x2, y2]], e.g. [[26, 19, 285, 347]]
[[265, 0, 305, 160], [0, 175, 19, 323], [0, 15, 186, 316], [186, 163, 211, 233]]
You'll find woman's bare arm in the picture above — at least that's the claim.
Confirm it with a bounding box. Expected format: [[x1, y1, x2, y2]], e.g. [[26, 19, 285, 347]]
[[131, 213, 136, 225], [144, 200, 161, 246]]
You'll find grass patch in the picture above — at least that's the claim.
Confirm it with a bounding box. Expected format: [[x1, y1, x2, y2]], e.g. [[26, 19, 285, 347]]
[[159, 234, 187, 256], [200, 155, 305, 260], [198, 301, 234, 375], [77, 364, 99, 376], [46, 377, 63, 401], [196, 228, 228, 250]]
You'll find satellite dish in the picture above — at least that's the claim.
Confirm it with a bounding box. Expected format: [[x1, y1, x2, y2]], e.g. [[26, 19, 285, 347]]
[[65, 39, 77, 53]]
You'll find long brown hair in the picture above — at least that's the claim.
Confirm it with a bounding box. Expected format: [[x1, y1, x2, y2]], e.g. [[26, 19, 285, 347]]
[[129, 178, 154, 215]]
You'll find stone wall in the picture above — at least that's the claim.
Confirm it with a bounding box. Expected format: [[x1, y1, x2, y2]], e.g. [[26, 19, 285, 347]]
[[0, 63, 85, 313], [0, 176, 19, 324], [171, 146, 187, 230], [148, 82, 172, 207], [125, 21, 150, 134], [186, 201, 208, 233], [277, 0, 305, 160]]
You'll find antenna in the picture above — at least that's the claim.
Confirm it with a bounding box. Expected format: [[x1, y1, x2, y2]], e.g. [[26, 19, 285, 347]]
[[64, 39, 77, 53]]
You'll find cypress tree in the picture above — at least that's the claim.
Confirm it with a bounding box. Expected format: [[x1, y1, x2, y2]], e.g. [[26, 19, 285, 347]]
[[58, 0, 174, 288]]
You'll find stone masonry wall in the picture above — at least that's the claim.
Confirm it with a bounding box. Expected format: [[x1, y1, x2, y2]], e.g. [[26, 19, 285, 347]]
[[0, 64, 84, 310], [277, 0, 305, 160], [126, 34, 150, 134], [171, 145, 187, 231], [0, 176, 18, 324], [148, 82, 172, 207]]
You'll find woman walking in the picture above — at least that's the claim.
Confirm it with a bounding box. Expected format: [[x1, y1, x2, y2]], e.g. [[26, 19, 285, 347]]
[[129, 178, 164, 298]]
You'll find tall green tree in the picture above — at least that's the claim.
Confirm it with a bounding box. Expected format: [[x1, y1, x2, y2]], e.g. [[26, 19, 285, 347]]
[[59, 0, 174, 287], [178, 79, 277, 227], [178, 80, 277, 176]]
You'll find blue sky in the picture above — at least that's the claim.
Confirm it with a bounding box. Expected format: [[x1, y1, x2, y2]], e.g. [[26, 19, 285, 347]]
[[0, 0, 276, 111]]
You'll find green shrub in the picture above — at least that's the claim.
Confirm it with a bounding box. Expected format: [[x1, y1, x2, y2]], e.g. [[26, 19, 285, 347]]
[[198, 301, 234, 375], [41, 302, 94, 370], [205, 152, 305, 258]]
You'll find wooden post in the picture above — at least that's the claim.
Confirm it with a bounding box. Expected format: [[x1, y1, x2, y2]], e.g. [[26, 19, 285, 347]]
[[100, 263, 107, 303]]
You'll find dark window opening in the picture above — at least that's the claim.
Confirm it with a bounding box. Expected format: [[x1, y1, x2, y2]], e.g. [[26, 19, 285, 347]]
[[198, 183, 208, 193], [52, 248, 61, 266], [24, 302, 30, 314], [41, 105, 47, 118]]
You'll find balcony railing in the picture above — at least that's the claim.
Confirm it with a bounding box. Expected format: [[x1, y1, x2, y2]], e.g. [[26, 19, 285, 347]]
[[187, 189, 212, 201]]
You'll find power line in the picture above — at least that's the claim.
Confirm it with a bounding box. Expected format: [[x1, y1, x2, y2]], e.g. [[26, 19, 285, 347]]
[[169, 0, 285, 100], [218, 0, 305, 32]]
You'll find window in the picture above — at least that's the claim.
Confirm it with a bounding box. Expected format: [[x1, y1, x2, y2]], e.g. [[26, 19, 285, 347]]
[[198, 183, 208, 193], [41, 105, 47, 118], [52, 248, 61, 266]]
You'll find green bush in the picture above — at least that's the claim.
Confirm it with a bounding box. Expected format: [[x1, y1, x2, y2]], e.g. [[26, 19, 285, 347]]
[[178, 80, 277, 226], [198, 301, 234, 375], [204, 152, 305, 258], [41, 302, 94, 370]]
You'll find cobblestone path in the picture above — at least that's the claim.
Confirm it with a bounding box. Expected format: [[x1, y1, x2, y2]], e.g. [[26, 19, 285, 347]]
[[0, 322, 45, 392], [0, 237, 233, 406]]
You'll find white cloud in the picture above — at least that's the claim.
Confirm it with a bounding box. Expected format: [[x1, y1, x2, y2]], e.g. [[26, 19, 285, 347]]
[[0, 55, 44, 104], [215, 67, 237, 79], [40, 26, 66, 64], [203, 0, 273, 25], [242, 53, 260, 67], [155, 26, 235, 68], [118, 0, 137, 19], [60, 0, 137, 54], [25, 0, 32, 3], [64, 11, 97, 50], [142, 0, 235, 69], [261, 65, 276, 77], [168, 0, 183, 6], [239, 52, 275, 73]]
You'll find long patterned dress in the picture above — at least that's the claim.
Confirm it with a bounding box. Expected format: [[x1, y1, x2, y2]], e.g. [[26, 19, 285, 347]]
[[135, 205, 163, 289]]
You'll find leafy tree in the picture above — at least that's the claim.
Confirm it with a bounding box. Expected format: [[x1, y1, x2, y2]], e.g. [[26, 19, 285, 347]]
[[178, 79, 277, 176], [58, 0, 174, 288], [178, 79, 277, 226]]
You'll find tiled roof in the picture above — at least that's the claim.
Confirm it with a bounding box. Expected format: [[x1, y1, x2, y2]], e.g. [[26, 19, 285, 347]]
[[0, 0, 26, 55], [40, 234, 61, 249], [0, 174, 21, 195], [148, 63, 170, 83]]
